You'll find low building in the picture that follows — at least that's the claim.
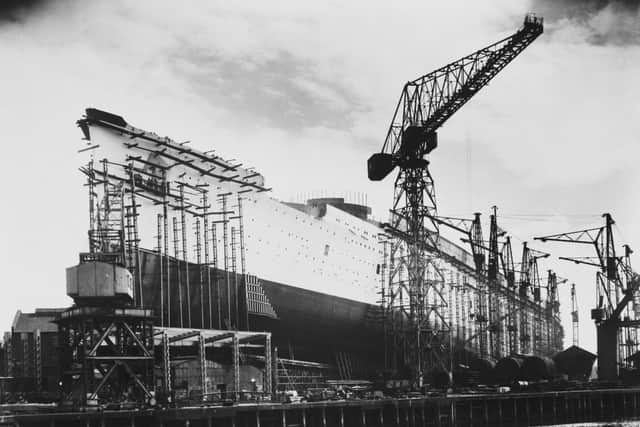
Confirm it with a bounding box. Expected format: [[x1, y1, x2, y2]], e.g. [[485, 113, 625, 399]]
[[3, 308, 65, 393]]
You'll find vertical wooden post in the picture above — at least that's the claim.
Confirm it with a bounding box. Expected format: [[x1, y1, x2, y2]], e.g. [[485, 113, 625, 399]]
[[272, 346, 279, 399], [599, 394, 603, 420], [450, 400, 456, 427], [163, 331, 172, 398], [483, 399, 489, 426], [199, 332, 207, 401], [414, 402, 419, 427], [233, 334, 240, 401], [264, 335, 272, 398]]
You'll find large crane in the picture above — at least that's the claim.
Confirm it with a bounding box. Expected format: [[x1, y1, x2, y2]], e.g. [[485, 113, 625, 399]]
[[371, 15, 543, 383]]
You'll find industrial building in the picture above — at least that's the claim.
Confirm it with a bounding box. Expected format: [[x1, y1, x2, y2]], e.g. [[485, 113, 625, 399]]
[[1, 309, 64, 395]]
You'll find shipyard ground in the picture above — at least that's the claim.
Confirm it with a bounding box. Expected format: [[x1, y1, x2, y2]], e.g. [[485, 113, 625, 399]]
[[3, 387, 640, 427]]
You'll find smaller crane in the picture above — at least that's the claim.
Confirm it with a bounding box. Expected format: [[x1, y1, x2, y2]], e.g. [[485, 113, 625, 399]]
[[544, 271, 567, 355], [571, 283, 579, 347], [535, 214, 639, 380]]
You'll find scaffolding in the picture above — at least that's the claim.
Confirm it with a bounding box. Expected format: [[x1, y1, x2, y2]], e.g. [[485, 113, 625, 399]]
[[211, 223, 221, 329], [173, 216, 184, 328], [231, 226, 239, 329], [201, 190, 213, 329], [124, 163, 143, 307], [220, 193, 232, 329], [156, 213, 165, 326], [157, 328, 272, 402]]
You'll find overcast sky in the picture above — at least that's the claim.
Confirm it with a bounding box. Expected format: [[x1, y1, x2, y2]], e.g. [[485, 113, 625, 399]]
[[0, 0, 638, 353]]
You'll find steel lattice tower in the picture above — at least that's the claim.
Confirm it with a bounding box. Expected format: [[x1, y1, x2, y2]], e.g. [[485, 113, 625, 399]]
[[370, 15, 544, 383]]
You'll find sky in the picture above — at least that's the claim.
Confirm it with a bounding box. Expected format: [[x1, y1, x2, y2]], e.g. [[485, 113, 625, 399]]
[[0, 0, 638, 354]]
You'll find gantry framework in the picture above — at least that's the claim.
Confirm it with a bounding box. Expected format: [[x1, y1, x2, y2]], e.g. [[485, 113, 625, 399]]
[[57, 306, 156, 406]]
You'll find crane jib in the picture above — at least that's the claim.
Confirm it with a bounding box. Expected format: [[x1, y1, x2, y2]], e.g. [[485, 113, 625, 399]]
[[368, 14, 543, 182]]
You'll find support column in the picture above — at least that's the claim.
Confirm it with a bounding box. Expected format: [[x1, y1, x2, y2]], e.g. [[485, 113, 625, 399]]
[[598, 321, 619, 381], [163, 332, 172, 399], [199, 333, 207, 401], [35, 329, 42, 392], [264, 335, 272, 398], [232, 334, 240, 401]]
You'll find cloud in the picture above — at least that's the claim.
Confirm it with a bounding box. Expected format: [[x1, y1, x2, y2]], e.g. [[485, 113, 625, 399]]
[[172, 49, 366, 131], [530, 0, 640, 45], [0, 0, 50, 22]]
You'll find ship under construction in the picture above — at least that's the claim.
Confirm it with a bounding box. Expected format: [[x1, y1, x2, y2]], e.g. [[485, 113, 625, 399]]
[[5, 14, 560, 396], [2, 14, 640, 427]]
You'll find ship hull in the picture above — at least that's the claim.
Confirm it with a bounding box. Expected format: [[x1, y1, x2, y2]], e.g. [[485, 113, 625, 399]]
[[139, 250, 385, 376]]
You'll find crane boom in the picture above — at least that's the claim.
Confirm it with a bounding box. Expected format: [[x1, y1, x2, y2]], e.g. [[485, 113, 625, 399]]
[[369, 14, 543, 180]]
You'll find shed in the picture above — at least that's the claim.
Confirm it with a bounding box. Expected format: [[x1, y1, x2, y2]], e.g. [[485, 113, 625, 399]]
[[553, 345, 597, 380]]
